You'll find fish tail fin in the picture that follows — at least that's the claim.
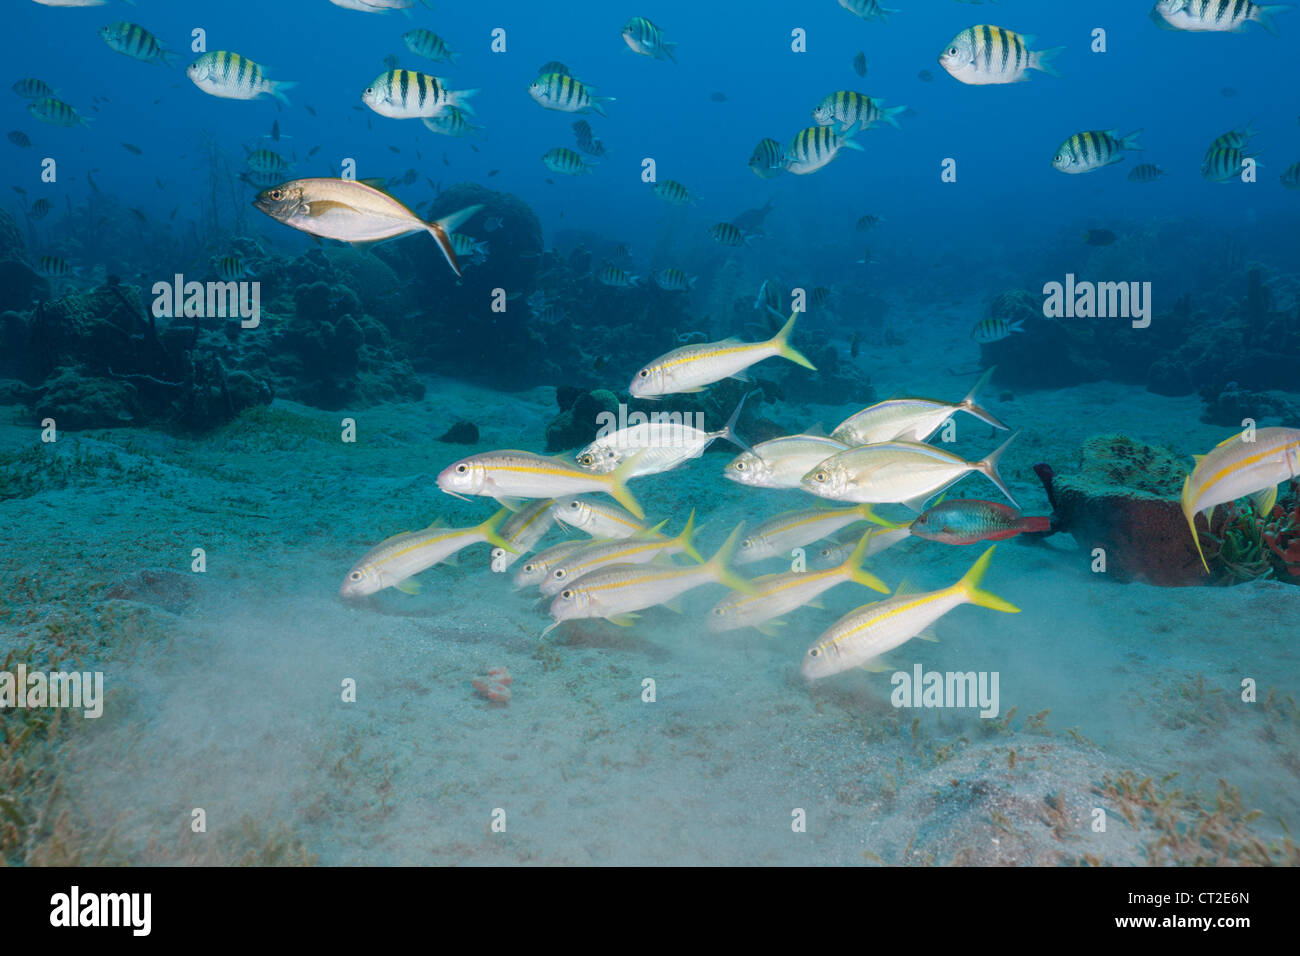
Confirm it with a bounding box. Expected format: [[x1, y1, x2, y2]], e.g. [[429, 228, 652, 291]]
[[842, 530, 890, 594], [956, 545, 1020, 613], [425, 203, 483, 277], [449, 88, 480, 116], [1029, 46, 1064, 77], [857, 503, 901, 529], [839, 120, 865, 151], [672, 509, 705, 563], [604, 450, 646, 519], [1256, 5, 1289, 35], [880, 105, 908, 129], [161, 49, 179, 68], [960, 366, 1011, 430], [978, 430, 1021, 508], [663, 41, 679, 64], [1182, 475, 1211, 574], [269, 81, 297, 108], [770, 312, 817, 371], [479, 509, 517, 554], [591, 96, 616, 117], [707, 523, 757, 595], [1120, 128, 1144, 151], [717, 390, 757, 456]]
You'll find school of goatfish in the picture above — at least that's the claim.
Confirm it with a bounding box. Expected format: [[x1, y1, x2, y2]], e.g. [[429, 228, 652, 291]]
[[22, 1, 1297, 684]]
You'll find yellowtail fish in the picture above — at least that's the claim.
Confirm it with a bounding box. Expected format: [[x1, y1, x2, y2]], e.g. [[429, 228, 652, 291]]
[[1052, 129, 1142, 174], [629, 312, 815, 398], [838, 0, 897, 23], [543, 146, 596, 175], [748, 138, 785, 179], [422, 107, 481, 137], [938, 26, 1061, 85], [403, 28, 459, 64], [816, 521, 913, 565], [490, 499, 556, 571], [529, 73, 613, 116], [544, 524, 754, 632], [1151, 0, 1287, 34], [652, 179, 697, 205], [339, 510, 512, 598], [831, 367, 1009, 445], [540, 513, 703, 597], [653, 268, 697, 292], [802, 545, 1018, 680], [1282, 162, 1300, 189], [28, 98, 91, 128], [513, 538, 597, 589], [12, 79, 56, 99], [812, 92, 905, 132], [437, 448, 647, 518], [709, 530, 888, 636], [362, 70, 476, 119], [786, 122, 863, 175], [971, 317, 1025, 343], [100, 22, 175, 66], [551, 497, 647, 538], [575, 393, 751, 476], [622, 16, 678, 61], [802, 434, 1021, 511], [725, 434, 850, 490], [252, 178, 480, 276], [738, 503, 884, 564], [1182, 427, 1300, 572], [187, 52, 295, 106], [1202, 146, 1260, 182]]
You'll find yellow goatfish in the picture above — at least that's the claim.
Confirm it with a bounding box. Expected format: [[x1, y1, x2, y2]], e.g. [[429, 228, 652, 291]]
[[802, 545, 1019, 681], [340, 510, 512, 598], [709, 529, 889, 636], [489, 499, 556, 572], [513, 538, 599, 590], [253, 177, 481, 276], [540, 512, 703, 597], [738, 503, 886, 564], [437, 448, 647, 518], [551, 496, 648, 538], [628, 312, 816, 398], [1182, 426, 1300, 572], [545, 524, 755, 632]]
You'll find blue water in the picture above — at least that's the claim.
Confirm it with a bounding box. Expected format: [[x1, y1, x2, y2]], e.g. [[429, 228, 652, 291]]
[[3, 0, 1298, 868]]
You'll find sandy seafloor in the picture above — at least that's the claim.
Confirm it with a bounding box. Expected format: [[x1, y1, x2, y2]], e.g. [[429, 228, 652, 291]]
[[2, 318, 1298, 866]]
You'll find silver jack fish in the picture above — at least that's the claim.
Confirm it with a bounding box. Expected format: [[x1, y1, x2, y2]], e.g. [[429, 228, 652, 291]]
[[725, 433, 850, 490], [831, 367, 1009, 445], [575, 393, 753, 477], [252, 178, 480, 276]]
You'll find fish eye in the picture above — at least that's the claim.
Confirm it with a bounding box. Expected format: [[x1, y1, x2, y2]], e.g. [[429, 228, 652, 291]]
[[456, 464, 468, 473], [814, 471, 827, 482], [554, 569, 566, 579], [638, 369, 649, 378], [569, 500, 581, 508], [734, 461, 746, 471], [713, 607, 725, 616], [523, 563, 535, 572], [809, 648, 820, 657], [561, 589, 573, 599], [268, 189, 282, 201], [741, 539, 752, 549], [348, 571, 362, 581], [578, 455, 592, 466], [948, 47, 958, 55], [364, 87, 374, 95]]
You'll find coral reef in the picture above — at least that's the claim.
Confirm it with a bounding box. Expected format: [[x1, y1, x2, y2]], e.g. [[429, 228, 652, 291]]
[[1049, 435, 1210, 586], [1202, 482, 1300, 584], [1197, 380, 1300, 428]]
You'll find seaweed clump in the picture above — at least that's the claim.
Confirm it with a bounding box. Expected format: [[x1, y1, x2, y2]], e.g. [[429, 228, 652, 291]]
[[1202, 481, 1300, 584]]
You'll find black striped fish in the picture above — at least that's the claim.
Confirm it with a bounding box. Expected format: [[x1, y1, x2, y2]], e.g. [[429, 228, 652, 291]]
[[245, 148, 290, 175], [748, 138, 784, 179], [812, 90, 905, 131], [422, 107, 480, 137], [1202, 146, 1261, 182], [971, 317, 1025, 344], [12, 78, 55, 99], [1128, 163, 1166, 183], [99, 22, 174, 66], [362, 69, 476, 119], [187, 52, 295, 106], [1152, 0, 1288, 34], [572, 120, 607, 157], [213, 255, 254, 281], [8, 131, 32, 148], [622, 16, 677, 62], [37, 256, 71, 277], [529, 73, 612, 116], [542, 146, 595, 175], [708, 222, 758, 247], [27, 98, 91, 128], [1208, 123, 1255, 150], [29, 198, 52, 220], [403, 28, 458, 65], [838, 0, 897, 22], [538, 61, 571, 77], [597, 264, 639, 287], [786, 123, 864, 175], [653, 268, 696, 291], [938, 25, 1062, 85], [651, 179, 698, 205], [1051, 129, 1142, 174]]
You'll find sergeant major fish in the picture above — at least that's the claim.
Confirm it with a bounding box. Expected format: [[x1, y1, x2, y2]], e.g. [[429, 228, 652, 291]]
[[786, 123, 863, 175], [938, 25, 1061, 85], [1151, 0, 1288, 34], [622, 17, 678, 62], [187, 52, 295, 106], [529, 73, 613, 116], [1052, 129, 1143, 174], [362, 70, 477, 119]]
